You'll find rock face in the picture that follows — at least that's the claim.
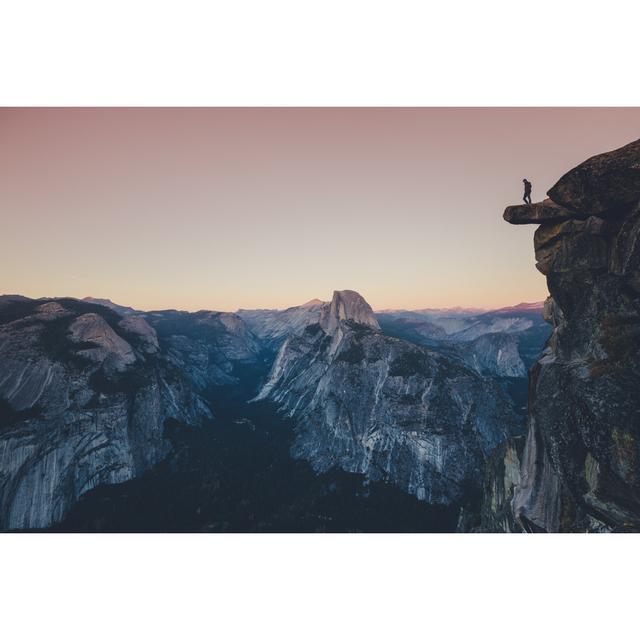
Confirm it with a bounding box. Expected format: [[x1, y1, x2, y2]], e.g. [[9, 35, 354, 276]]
[[503, 199, 575, 225], [547, 137, 640, 216], [480, 436, 525, 533], [256, 290, 519, 505], [319, 289, 379, 335], [500, 138, 640, 532], [237, 299, 326, 351], [142, 309, 262, 388], [459, 333, 526, 378], [67, 313, 137, 372], [0, 293, 287, 531], [0, 297, 209, 530]]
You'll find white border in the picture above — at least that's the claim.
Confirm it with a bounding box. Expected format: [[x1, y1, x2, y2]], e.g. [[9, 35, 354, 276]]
[[2, 1, 640, 105], [1, 534, 639, 639], [2, 2, 640, 639]]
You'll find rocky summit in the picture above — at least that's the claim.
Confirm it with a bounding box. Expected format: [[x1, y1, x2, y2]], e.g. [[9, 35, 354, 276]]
[[319, 289, 380, 335], [489, 137, 640, 532], [255, 290, 520, 506]]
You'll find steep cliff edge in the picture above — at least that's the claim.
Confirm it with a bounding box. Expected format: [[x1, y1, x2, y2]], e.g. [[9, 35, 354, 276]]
[[256, 290, 519, 506], [495, 138, 640, 532]]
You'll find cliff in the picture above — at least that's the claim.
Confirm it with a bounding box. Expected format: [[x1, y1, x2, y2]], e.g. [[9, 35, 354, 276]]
[[255, 290, 519, 506], [144, 309, 262, 388], [493, 138, 640, 532], [0, 297, 212, 530]]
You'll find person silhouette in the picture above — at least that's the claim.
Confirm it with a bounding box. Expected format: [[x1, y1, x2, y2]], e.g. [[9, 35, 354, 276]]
[[523, 178, 532, 205]]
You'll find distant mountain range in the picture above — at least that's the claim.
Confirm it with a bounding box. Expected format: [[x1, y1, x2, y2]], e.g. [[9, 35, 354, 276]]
[[0, 289, 549, 531], [375, 302, 544, 315], [1, 294, 543, 317]]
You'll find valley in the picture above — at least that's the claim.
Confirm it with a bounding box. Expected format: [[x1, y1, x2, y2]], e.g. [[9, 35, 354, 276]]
[[0, 290, 546, 532], [52, 379, 462, 533]]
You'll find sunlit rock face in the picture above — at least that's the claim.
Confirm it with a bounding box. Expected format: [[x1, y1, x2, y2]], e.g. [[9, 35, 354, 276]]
[[0, 297, 210, 530], [501, 138, 640, 532], [319, 289, 380, 335], [256, 290, 519, 505]]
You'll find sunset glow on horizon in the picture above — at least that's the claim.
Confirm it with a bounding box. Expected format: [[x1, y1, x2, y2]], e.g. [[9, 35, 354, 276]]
[[1, 108, 639, 312]]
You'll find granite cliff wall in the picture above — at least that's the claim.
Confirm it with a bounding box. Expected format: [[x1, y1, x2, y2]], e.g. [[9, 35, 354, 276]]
[[487, 138, 640, 532]]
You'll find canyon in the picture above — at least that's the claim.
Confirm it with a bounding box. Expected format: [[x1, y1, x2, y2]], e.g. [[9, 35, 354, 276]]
[[0, 290, 541, 531]]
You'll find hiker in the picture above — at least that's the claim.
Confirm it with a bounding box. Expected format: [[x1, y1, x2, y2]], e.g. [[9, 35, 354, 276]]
[[522, 178, 532, 205]]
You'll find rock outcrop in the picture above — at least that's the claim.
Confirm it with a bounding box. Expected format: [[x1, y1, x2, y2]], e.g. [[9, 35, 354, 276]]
[[67, 313, 137, 372], [547, 137, 640, 216], [0, 297, 210, 530], [503, 198, 575, 225], [319, 289, 379, 335], [255, 290, 520, 505], [500, 137, 640, 532]]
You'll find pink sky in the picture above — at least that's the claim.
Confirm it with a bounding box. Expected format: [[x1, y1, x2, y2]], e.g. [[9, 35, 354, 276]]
[[1, 108, 638, 311]]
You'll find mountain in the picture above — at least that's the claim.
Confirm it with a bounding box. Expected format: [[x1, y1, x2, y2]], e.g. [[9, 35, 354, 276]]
[[376, 315, 449, 344], [81, 296, 138, 316], [255, 290, 520, 506], [376, 308, 480, 337], [237, 298, 326, 351], [377, 303, 547, 341], [0, 296, 210, 530], [377, 302, 550, 378], [0, 287, 553, 531], [377, 306, 487, 315], [485, 137, 640, 532], [0, 293, 276, 530], [141, 309, 262, 388], [300, 298, 325, 308], [492, 301, 544, 313], [458, 332, 526, 378], [81, 298, 264, 387], [318, 289, 379, 334]]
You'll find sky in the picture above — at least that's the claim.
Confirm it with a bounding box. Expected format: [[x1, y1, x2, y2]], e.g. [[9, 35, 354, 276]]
[[1, 108, 638, 312]]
